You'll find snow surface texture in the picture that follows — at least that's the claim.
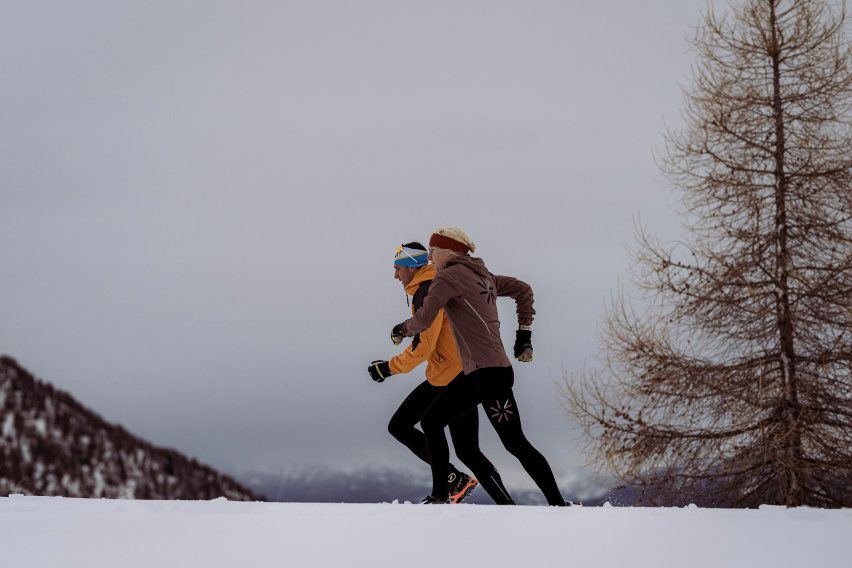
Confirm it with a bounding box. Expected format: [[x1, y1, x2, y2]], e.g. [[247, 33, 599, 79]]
[[1, 496, 850, 568]]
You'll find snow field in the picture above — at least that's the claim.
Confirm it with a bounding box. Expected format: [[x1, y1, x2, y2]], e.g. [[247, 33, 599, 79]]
[[1, 495, 850, 568]]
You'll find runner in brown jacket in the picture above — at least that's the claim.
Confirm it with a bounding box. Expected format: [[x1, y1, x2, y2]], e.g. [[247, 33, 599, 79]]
[[390, 228, 567, 505]]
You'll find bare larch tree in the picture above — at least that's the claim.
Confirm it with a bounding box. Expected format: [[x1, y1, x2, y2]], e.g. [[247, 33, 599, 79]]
[[562, 0, 852, 507]]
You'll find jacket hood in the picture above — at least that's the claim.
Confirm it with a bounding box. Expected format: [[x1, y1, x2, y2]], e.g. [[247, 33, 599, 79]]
[[404, 264, 436, 295], [445, 255, 489, 278]]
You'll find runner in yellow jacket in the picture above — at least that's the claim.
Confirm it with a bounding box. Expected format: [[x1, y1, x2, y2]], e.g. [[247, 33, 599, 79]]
[[386, 261, 459, 386], [368, 242, 514, 504]]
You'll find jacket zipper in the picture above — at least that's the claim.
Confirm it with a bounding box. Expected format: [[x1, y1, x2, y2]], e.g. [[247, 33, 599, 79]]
[[463, 299, 491, 335]]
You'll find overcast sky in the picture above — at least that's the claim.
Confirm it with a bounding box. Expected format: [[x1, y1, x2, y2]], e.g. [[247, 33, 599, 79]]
[[2, 1, 710, 490]]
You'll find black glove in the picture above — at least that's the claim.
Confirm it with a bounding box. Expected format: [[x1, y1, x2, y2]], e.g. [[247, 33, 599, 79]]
[[368, 360, 392, 383], [391, 323, 405, 346], [514, 329, 533, 362]]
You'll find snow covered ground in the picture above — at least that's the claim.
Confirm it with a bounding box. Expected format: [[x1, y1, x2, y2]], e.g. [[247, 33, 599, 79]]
[[2, 495, 849, 568]]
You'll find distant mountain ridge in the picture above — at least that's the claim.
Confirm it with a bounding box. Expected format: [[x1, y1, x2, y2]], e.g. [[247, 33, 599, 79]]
[[241, 465, 591, 505], [0, 356, 262, 501]]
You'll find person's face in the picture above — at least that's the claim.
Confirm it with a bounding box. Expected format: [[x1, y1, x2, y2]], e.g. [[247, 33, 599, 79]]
[[394, 265, 418, 285], [428, 247, 453, 271]]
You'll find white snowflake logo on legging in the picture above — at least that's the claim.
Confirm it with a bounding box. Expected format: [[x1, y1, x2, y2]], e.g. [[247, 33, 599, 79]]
[[489, 400, 514, 423]]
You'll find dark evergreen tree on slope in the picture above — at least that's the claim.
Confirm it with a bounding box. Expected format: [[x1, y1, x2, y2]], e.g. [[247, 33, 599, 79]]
[[0, 356, 263, 501]]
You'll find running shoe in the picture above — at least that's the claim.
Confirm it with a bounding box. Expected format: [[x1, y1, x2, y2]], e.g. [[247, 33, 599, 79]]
[[448, 471, 478, 504], [419, 495, 450, 504]]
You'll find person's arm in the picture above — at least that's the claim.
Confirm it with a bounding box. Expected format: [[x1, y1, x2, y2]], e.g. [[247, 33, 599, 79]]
[[398, 272, 457, 337], [388, 308, 444, 374], [494, 273, 535, 362], [493, 274, 535, 327], [388, 281, 443, 373]]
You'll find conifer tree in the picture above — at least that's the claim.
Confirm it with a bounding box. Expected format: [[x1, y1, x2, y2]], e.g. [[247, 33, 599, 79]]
[[563, 0, 852, 507]]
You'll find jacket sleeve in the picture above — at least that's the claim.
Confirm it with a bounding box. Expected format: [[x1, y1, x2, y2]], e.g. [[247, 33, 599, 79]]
[[493, 274, 536, 327], [400, 272, 456, 337], [388, 308, 444, 375]]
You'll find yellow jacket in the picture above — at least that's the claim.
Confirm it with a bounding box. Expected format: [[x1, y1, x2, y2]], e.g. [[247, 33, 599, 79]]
[[388, 264, 462, 386]]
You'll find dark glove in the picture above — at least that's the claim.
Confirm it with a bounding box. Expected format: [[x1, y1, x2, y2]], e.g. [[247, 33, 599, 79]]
[[411, 333, 421, 351], [514, 329, 533, 362], [368, 360, 392, 383], [391, 323, 405, 346]]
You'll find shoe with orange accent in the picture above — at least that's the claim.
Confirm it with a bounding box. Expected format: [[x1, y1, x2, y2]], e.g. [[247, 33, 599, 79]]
[[448, 471, 478, 504]]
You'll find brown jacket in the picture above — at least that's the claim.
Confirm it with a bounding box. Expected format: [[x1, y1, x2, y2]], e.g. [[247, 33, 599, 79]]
[[388, 264, 463, 386], [400, 255, 535, 374]]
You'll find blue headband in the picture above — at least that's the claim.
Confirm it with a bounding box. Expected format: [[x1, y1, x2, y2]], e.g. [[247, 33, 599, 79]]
[[394, 245, 428, 268]]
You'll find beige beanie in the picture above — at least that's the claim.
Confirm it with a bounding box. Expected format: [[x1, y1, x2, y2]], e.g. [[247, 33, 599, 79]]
[[429, 226, 476, 254]]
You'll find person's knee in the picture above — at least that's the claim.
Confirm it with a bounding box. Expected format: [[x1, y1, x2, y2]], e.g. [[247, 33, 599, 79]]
[[420, 413, 443, 434], [495, 428, 530, 457], [387, 416, 407, 440]]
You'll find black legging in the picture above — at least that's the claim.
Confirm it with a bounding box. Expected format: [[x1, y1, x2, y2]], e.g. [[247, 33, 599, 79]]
[[420, 366, 565, 505], [388, 378, 514, 504]]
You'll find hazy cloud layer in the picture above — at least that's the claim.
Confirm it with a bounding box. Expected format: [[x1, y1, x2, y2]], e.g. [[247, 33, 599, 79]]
[[2, 1, 705, 484]]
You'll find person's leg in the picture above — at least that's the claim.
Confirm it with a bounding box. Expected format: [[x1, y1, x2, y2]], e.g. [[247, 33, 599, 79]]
[[420, 373, 482, 499], [448, 409, 515, 504], [475, 366, 566, 506], [387, 380, 441, 464]]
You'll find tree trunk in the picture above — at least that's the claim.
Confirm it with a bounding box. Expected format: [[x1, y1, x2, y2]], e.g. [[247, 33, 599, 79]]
[[769, 0, 803, 507]]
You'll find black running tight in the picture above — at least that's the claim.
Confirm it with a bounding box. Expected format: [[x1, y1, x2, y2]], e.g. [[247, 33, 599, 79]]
[[388, 378, 513, 504], [420, 366, 565, 505]]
